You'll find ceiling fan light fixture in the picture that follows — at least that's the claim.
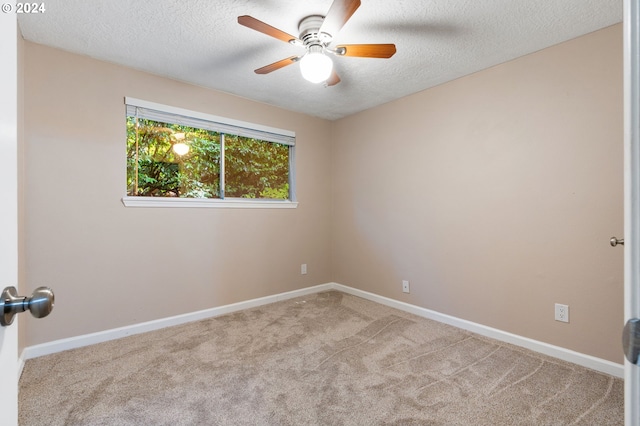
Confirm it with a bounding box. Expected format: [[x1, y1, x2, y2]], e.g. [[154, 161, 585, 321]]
[[238, 1, 396, 86], [300, 46, 333, 83]]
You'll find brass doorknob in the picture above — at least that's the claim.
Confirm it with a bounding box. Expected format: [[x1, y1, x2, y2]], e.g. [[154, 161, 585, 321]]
[[0, 286, 54, 326]]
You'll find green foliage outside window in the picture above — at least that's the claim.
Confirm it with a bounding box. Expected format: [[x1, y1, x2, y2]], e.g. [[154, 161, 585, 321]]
[[225, 134, 289, 199], [127, 118, 290, 199]]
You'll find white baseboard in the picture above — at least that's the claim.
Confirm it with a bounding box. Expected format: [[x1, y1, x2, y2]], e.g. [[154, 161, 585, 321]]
[[18, 351, 25, 380], [21, 281, 623, 379], [328, 283, 624, 378], [21, 283, 333, 361]]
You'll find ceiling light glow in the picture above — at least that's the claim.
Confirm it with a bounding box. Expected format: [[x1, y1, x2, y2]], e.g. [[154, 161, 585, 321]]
[[300, 48, 333, 83]]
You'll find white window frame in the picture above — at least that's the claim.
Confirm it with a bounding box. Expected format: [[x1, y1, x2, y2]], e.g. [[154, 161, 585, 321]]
[[122, 97, 298, 209]]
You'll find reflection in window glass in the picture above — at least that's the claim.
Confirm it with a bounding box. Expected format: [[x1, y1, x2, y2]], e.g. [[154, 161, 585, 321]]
[[126, 118, 221, 198]]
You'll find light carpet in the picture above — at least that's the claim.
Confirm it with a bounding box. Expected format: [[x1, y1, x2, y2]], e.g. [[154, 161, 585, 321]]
[[19, 291, 623, 425]]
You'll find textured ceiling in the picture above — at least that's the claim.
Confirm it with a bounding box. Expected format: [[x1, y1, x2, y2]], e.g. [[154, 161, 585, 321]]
[[18, 0, 622, 120]]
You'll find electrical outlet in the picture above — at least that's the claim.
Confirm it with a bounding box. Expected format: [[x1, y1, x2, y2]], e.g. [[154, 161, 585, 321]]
[[402, 280, 410, 293], [301, 264, 307, 275], [555, 303, 569, 323]]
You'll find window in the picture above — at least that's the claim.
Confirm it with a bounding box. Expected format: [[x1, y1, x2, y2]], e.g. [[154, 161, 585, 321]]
[[123, 98, 296, 208]]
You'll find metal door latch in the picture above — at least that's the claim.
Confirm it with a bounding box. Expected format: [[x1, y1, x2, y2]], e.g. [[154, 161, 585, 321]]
[[0, 286, 54, 326]]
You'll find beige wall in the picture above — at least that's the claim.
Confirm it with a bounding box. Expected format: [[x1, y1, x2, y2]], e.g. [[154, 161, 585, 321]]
[[23, 24, 624, 364], [331, 24, 624, 363], [22, 42, 333, 346]]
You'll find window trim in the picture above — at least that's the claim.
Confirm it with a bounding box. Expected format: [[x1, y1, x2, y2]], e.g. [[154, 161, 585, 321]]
[[123, 97, 297, 208], [121, 196, 298, 209]]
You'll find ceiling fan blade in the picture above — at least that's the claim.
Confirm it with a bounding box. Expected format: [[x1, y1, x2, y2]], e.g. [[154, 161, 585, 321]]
[[238, 15, 300, 44], [335, 44, 396, 58], [325, 70, 341, 86], [319, 0, 361, 36], [254, 56, 301, 74]]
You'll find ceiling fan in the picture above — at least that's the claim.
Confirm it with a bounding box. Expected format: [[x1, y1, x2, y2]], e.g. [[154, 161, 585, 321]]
[[237, 0, 396, 86]]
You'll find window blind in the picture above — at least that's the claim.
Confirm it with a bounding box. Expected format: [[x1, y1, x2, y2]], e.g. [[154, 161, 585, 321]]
[[125, 97, 295, 146]]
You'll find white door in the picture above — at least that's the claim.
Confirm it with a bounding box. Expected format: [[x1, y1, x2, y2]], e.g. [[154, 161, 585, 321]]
[[625, 1, 640, 425], [0, 11, 20, 426]]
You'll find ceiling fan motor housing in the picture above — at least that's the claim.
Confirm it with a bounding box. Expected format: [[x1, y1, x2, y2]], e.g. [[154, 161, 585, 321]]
[[298, 15, 332, 47]]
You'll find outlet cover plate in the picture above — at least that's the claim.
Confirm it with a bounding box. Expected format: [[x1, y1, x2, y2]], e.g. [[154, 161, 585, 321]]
[[555, 303, 569, 323]]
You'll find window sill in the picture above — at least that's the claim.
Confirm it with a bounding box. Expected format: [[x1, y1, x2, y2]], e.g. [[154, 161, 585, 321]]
[[121, 196, 298, 209]]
